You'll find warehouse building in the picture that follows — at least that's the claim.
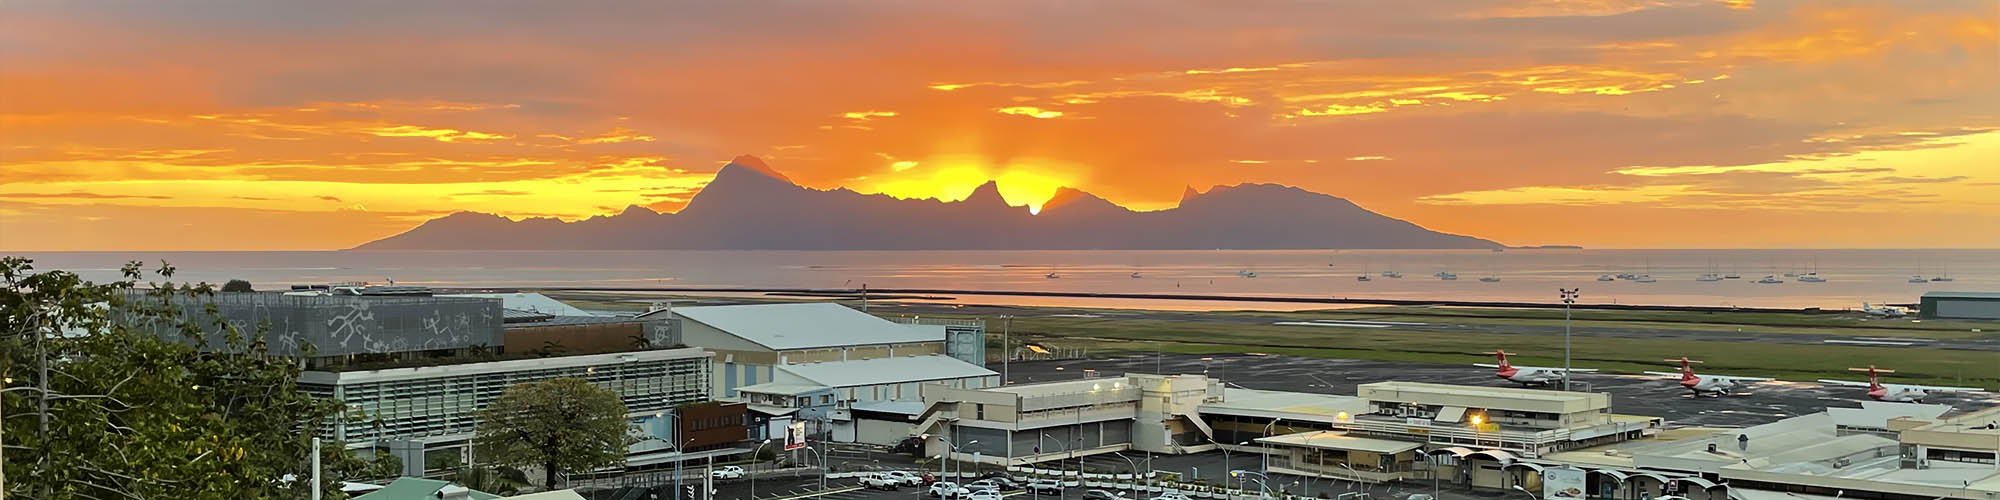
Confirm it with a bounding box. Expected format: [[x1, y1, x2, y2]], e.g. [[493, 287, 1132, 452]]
[[648, 302, 995, 399], [1920, 291, 2000, 320]]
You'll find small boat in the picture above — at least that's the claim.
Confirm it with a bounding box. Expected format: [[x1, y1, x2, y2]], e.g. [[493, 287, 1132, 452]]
[[1757, 275, 1783, 284], [1046, 272, 1061, 279], [1356, 275, 1372, 282], [1724, 273, 1741, 279], [1597, 274, 1616, 281], [1479, 276, 1501, 283], [1908, 275, 1927, 284], [1130, 272, 1143, 279], [1696, 273, 1722, 282], [1931, 276, 1954, 282], [1797, 273, 1825, 283], [1382, 271, 1402, 278], [1634, 275, 1658, 283], [1237, 269, 1258, 278], [1438, 272, 1458, 281]]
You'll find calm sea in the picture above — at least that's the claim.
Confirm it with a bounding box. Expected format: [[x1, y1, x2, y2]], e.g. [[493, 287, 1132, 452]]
[[10, 249, 1995, 310]]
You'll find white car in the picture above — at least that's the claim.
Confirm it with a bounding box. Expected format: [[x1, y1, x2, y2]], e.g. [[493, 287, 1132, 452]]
[[1150, 493, 1191, 500], [967, 490, 1003, 500], [929, 481, 971, 498], [1027, 479, 1064, 495], [884, 470, 925, 486], [859, 472, 902, 490], [710, 465, 745, 480]]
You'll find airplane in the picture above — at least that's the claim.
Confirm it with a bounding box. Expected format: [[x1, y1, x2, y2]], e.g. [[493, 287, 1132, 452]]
[[1643, 357, 1773, 397], [1817, 366, 1985, 403], [1474, 350, 1597, 386], [1859, 302, 1905, 319]]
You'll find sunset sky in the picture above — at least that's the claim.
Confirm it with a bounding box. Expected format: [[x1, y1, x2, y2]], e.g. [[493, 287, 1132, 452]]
[[3, 0, 1996, 251]]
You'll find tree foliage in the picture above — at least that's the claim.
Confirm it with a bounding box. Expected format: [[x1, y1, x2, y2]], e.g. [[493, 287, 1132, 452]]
[[473, 377, 633, 489], [1, 257, 392, 499], [220, 279, 254, 293]]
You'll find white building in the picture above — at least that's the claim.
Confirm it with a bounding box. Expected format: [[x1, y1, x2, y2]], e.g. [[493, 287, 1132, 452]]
[[652, 302, 996, 400]]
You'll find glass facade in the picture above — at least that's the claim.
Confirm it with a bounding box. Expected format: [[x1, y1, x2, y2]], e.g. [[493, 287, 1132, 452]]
[[306, 352, 709, 442]]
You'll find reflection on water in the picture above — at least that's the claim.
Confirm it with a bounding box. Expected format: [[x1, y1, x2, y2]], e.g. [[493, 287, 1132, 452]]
[[15, 249, 1997, 310]]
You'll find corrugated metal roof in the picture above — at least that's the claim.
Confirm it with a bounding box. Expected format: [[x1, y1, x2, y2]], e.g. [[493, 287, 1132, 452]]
[[1922, 291, 2000, 300], [737, 382, 833, 396], [674, 303, 943, 350], [443, 292, 598, 316], [1255, 430, 1424, 454], [776, 355, 994, 388]]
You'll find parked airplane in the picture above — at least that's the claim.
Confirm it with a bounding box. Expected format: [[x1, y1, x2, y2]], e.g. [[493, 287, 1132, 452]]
[[1475, 350, 1597, 386], [1643, 357, 1773, 397], [1860, 302, 1905, 319], [1817, 366, 1984, 403]]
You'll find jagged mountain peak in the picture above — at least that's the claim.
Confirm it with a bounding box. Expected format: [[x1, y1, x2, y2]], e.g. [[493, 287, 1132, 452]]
[[1180, 185, 1202, 204], [962, 181, 1009, 207], [724, 155, 793, 183], [352, 156, 1502, 250]]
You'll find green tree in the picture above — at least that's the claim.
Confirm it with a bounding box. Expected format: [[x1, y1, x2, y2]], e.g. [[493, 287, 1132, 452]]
[[220, 279, 254, 293], [473, 378, 633, 489], [1, 257, 381, 499]]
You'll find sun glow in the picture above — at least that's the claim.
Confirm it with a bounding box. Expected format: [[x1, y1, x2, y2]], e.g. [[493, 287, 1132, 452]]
[[856, 155, 1078, 213]]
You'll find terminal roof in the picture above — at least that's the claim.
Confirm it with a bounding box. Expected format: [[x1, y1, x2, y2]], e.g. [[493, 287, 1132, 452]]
[[1256, 431, 1424, 454], [673, 302, 943, 350], [776, 355, 994, 388]]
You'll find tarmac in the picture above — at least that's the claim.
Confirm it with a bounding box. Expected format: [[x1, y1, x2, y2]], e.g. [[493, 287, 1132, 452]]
[[865, 301, 2000, 352], [997, 353, 2000, 428]]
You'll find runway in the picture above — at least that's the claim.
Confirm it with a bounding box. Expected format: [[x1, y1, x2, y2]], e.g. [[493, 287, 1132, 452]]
[[997, 354, 2000, 428]]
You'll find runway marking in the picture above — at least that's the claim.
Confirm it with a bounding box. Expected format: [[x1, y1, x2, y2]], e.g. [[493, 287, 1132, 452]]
[[1822, 339, 1914, 346], [1273, 321, 1394, 328], [1048, 314, 1104, 318], [1311, 319, 1430, 326], [1855, 337, 1933, 342]]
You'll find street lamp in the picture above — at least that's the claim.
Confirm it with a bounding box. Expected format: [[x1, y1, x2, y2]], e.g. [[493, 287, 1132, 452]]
[[748, 438, 772, 500], [1111, 452, 1142, 496], [1233, 470, 1274, 498], [1560, 288, 1579, 392], [801, 444, 826, 492]]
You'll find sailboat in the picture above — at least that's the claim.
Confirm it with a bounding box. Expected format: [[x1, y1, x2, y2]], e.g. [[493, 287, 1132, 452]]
[[1479, 275, 1501, 283], [1357, 263, 1372, 281], [1908, 275, 1928, 284], [1382, 270, 1402, 278], [1757, 275, 1783, 284], [1931, 263, 1954, 282], [1597, 274, 1615, 281], [1797, 258, 1825, 283], [1130, 272, 1143, 279]]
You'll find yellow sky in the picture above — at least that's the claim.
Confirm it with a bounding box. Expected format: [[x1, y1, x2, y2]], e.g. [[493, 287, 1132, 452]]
[[2, 0, 1997, 250]]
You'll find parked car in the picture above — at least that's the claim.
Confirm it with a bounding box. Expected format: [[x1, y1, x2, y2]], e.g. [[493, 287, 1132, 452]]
[[1081, 490, 1131, 500], [1149, 492, 1192, 500], [859, 472, 901, 490], [974, 473, 1021, 489], [710, 466, 745, 480], [1027, 479, 1064, 495], [968, 478, 1016, 490], [921, 472, 940, 485], [1403, 495, 1435, 500], [885, 470, 925, 486], [928, 481, 971, 498], [966, 489, 1003, 500]]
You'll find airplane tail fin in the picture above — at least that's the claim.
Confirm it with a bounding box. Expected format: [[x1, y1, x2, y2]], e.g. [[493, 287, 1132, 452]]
[[1664, 357, 1701, 380], [1849, 365, 1893, 389], [1489, 350, 1511, 369]]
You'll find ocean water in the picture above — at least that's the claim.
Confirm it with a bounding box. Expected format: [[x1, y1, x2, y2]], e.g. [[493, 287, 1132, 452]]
[[10, 249, 1996, 310]]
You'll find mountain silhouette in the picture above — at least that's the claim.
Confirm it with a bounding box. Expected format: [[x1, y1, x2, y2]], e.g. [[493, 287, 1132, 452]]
[[352, 156, 1501, 250]]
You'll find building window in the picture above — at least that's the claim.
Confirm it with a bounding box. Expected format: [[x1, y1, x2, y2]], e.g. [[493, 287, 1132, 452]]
[[976, 404, 986, 420], [819, 394, 832, 405]]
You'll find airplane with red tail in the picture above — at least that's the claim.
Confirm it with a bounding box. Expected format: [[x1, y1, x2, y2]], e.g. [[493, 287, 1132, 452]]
[[1474, 350, 1596, 386], [1817, 365, 1984, 403], [1643, 357, 1773, 397]]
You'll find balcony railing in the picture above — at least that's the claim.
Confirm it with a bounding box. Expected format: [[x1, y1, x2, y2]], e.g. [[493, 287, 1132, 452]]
[[1019, 387, 1141, 411]]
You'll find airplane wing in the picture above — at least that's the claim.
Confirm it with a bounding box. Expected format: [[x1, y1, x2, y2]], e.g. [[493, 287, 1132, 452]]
[[1473, 364, 1500, 368], [1711, 376, 1775, 383], [1502, 364, 1598, 372], [1566, 369, 1600, 373], [1818, 379, 1871, 387], [1642, 371, 1684, 378], [1907, 384, 1987, 392]]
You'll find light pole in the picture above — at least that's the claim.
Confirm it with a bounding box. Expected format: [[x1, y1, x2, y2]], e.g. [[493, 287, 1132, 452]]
[[673, 437, 695, 500], [748, 438, 771, 500], [1560, 288, 1579, 392], [1259, 418, 1284, 477], [801, 444, 826, 492], [1002, 315, 1012, 385], [1111, 452, 1142, 496], [1422, 453, 1442, 500], [1040, 433, 1066, 500]]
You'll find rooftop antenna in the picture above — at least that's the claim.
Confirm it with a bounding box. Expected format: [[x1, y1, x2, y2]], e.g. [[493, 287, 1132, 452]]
[[860, 283, 869, 312]]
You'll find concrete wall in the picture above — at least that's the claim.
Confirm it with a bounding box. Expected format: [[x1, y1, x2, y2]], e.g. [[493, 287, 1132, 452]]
[[118, 291, 503, 357]]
